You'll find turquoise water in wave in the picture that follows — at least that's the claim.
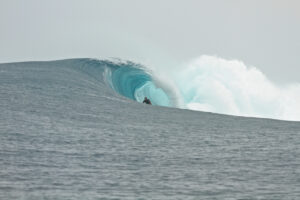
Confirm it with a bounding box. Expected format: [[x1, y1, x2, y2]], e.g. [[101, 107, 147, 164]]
[[0, 59, 300, 199]]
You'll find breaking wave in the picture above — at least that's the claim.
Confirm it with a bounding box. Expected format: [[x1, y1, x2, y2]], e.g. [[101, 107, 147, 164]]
[[102, 56, 300, 121], [2, 57, 300, 121]]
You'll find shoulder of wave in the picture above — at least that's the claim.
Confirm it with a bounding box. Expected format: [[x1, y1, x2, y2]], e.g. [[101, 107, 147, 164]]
[[0, 57, 93, 65], [0, 57, 152, 74]]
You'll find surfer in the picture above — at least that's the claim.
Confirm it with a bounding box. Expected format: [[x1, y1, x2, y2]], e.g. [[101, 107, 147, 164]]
[[143, 97, 152, 105]]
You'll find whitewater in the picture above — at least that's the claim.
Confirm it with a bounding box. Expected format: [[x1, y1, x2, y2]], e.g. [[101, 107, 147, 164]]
[[1, 58, 300, 199]]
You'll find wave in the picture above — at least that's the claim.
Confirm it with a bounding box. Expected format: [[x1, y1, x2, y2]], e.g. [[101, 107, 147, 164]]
[[2, 57, 300, 121]]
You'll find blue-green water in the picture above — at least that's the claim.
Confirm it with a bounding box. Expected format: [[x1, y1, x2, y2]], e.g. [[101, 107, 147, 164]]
[[1, 59, 300, 199]]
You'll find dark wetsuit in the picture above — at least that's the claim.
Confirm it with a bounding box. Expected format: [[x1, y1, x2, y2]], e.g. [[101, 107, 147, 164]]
[[143, 99, 152, 105]]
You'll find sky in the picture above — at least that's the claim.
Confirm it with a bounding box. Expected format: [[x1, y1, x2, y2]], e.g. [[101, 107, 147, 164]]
[[0, 0, 299, 83]]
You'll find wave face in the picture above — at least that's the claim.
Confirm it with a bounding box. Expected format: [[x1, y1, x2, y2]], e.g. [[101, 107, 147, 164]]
[[103, 60, 170, 106]]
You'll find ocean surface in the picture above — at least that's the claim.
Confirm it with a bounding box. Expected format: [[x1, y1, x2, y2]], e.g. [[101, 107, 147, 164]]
[[1, 59, 300, 199]]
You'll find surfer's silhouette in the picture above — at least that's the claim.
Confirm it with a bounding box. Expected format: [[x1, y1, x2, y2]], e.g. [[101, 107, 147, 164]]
[[143, 97, 152, 105]]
